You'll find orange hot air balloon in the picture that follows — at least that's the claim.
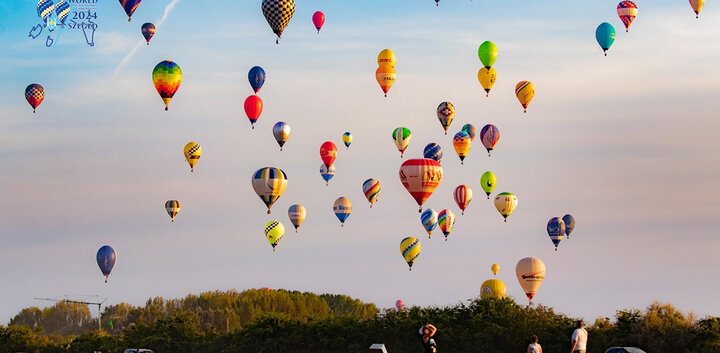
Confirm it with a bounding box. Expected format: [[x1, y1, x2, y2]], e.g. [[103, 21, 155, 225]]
[[399, 159, 443, 212], [376, 66, 396, 97], [244, 95, 263, 129], [320, 141, 337, 168]]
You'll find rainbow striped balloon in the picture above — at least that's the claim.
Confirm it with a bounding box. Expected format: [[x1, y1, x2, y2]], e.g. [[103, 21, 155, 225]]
[[617, 1, 638, 32], [438, 209, 455, 241], [362, 179, 381, 208], [152, 60, 182, 111]]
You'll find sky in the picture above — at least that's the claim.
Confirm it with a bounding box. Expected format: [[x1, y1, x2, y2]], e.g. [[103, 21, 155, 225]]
[[1, 0, 719, 326]]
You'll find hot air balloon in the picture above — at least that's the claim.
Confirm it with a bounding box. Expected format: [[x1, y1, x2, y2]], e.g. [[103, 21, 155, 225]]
[[392, 127, 412, 157], [164, 200, 181, 222], [288, 204, 306, 232], [462, 124, 477, 141], [395, 299, 404, 310], [320, 141, 337, 168], [453, 131, 472, 165], [248, 66, 266, 93], [119, 0, 142, 22], [480, 124, 500, 156], [480, 279, 507, 299], [377, 49, 396, 67], [400, 237, 421, 270], [423, 143, 443, 163], [435, 0, 440, 6], [494, 192, 517, 222], [399, 159, 443, 212], [515, 257, 545, 305], [562, 214, 576, 238], [319, 164, 335, 186], [141, 22, 155, 44], [477, 68, 497, 97], [183, 142, 202, 172], [454, 185, 472, 215], [477, 41, 498, 69], [273, 122, 291, 151], [25, 84, 45, 113], [436, 102, 455, 135], [690, 0, 705, 18], [312, 11, 325, 33], [152, 60, 182, 111], [617, 1, 638, 32], [491, 263, 500, 276], [480, 171, 497, 199], [376, 66, 396, 97], [547, 217, 566, 251], [342, 132, 352, 149], [333, 197, 352, 227], [438, 209, 455, 241], [244, 95, 263, 129], [596, 22, 616, 56], [96, 245, 116, 283], [515, 81, 534, 113], [262, 0, 296, 44], [362, 179, 381, 208], [421, 208, 438, 238], [252, 167, 288, 214], [265, 220, 285, 251]]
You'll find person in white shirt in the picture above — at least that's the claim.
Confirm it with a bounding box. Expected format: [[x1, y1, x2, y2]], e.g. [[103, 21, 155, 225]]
[[527, 335, 542, 353], [570, 320, 588, 353]]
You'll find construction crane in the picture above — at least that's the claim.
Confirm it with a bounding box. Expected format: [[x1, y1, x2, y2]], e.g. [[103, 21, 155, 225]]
[[33, 295, 107, 331]]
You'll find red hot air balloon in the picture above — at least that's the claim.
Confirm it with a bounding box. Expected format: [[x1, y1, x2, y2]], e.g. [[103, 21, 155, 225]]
[[454, 185, 473, 215], [395, 299, 404, 310], [312, 11, 325, 33], [25, 83, 45, 113], [244, 95, 263, 129], [399, 159, 443, 212], [320, 141, 337, 168]]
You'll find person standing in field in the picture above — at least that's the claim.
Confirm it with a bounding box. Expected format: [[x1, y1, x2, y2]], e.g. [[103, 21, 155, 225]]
[[528, 335, 542, 353], [570, 320, 588, 353], [419, 323, 438, 353]]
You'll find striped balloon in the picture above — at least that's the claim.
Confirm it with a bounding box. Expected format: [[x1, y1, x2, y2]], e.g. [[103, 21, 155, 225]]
[[288, 204, 306, 232], [362, 179, 381, 208], [480, 124, 500, 157], [423, 143, 443, 163], [438, 209, 455, 241], [273, 122, 291, 151], [392, 127, 412, 157], [421, 208, 438, 237], [454, 185, 473, 215], [436, 102, 455, 135], [25, 84, 45, 113], [515, 81, 535, 113], [399, 237, 421, 271], [319, 164, 335, 186], [453, 131, 472, 165], [152, 60, 182, 111], [165, 200, 181, 222], [399, 159, 443, 212], [252, 167, 288, 214], [617, 1, 638, 32], [547, 217, 566, 251], [333, 197, 352, 227], [119, 0, 142, 21]]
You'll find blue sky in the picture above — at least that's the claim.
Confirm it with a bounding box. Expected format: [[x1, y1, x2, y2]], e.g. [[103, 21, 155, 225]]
[[1, 0, 719, 325]]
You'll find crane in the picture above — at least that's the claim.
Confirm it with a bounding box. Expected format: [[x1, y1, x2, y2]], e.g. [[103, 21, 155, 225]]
[[33, 295, 107, 331]]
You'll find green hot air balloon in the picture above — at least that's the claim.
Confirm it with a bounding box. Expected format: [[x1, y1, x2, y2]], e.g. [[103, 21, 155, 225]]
[[480, 171, 497, 199], [478, 41, 498, 69]]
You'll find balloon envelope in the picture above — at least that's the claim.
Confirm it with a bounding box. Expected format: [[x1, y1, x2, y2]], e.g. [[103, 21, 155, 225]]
[[453, 131, 472, 164], [377, 49, 396, 67], [400, 237, 421, 270], [462, 124, 477, 141], [480, 171, 497, 198], [617, 1, 638, 31], [248, 66, 266, 93], [477, 68, 497, 96], [547, 217, 566, 251], [244, 95, 264, 128], [399, 159, 443, 212], [252, 167, 288, 214], [491, 263, 500, 276], [562, 214, 576, 238], [312, 11, 325, 32], [319, 164, 335, 185], [480, 279, 507, 299], [342, 132, 352, 148], [152, 60, 182, 111], [320, 141, 337, 168], [183, 142, 202, 172], [480, 124, 500, 156], [436, 102, 455, 134], [288, 204, 306, 232], [454, 185, 472, 214], [595, 22, 616, 55], [362, 179, 381, 207], [25, 83, 45, 113], [262, 0, 296, 43], [165, 200, 181, 222], [423, 143, 443, 163], [273, 122, 291, 150], [477, 41, 498, 69], [421, 208, 438, 237], [392, 127, 412, 157], [333, 197, 352, 226], [438, 209, 455, 240], [119, 0, 142, 21], [141, 22, 155, 44], [395, 299, 404, 310], [690, 0, 705, 18], [376, 66, 396, 97], [265, 220, 285, 250], [515, 257, 546, 304], [494, 192, 518, 222], [515, 81, 535, 113], [96, 245, 116, 282]]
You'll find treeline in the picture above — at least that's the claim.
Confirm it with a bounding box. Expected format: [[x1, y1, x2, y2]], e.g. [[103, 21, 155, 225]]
[[3, 289, 720, 353]]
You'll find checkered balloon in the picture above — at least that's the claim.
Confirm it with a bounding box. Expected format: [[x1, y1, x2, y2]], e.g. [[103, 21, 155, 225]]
[[261, 0, 295, 43]]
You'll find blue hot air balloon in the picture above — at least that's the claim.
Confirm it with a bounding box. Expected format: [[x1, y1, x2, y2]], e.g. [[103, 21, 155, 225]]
[[547, 217, 566, 251], [248, 66, 266, 93], [421, 208, 438, 237], [96, 245, 117, 283], [595, 22, 616, 56], [562, 214, 575, 238], [423, 143, 443, 163]]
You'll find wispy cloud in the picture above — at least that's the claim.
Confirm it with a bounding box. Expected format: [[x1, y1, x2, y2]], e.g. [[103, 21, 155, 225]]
[[113, 0, 180, 77]]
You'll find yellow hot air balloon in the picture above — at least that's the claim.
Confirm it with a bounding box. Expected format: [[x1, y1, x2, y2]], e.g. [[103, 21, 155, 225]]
[[165, 200, 181, 222], [252, 167, 288, 214], [399, 236, 421, 271], [477, 68, 497, 97], [515, 257, 545, 305], [376, 66, 396, 97], [494, 192, 517, 222], [183, 142, 202, 172], [453, 131, 472, 165], [690, 0, 704, 18], [377, 49, 396, 67], [480, 279, 507, 299], [264, 220, 285, 252], [491, 263, 500, 276], [515, 81, 535, 113]]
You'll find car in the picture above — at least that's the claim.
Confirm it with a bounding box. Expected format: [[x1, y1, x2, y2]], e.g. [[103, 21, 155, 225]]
[[123, 349, 154, 353], [604, 347, 647, 353]]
